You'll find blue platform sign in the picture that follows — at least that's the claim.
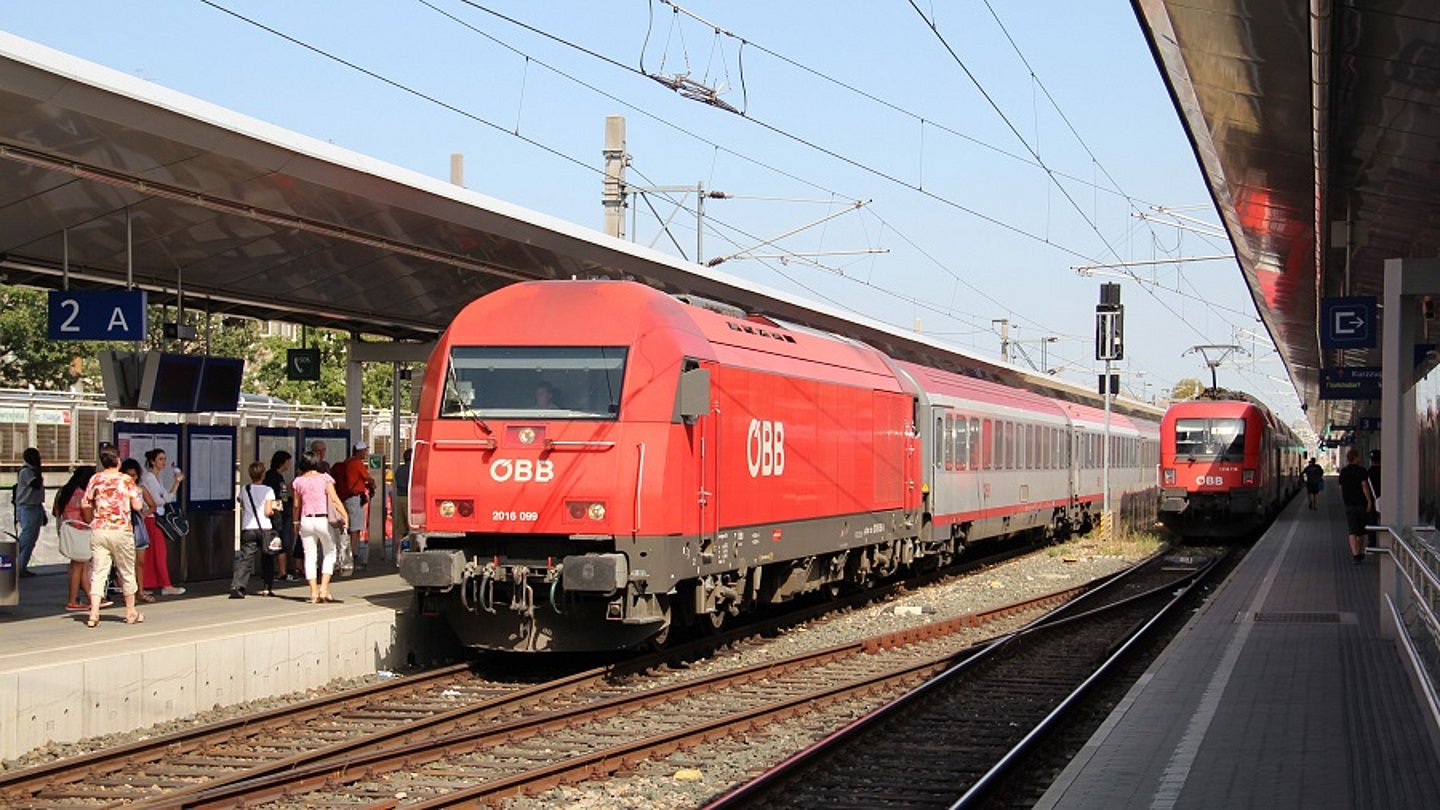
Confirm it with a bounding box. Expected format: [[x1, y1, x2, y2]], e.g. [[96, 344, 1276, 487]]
[[1319, 366, 1381, 400], [47, 290, 147, 341], [1320, 296, 1376, 350]]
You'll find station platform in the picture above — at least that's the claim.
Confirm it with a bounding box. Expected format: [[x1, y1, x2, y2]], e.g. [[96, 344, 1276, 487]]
[[0, 552, 455, 762], [1038, 490, 1440, 809]]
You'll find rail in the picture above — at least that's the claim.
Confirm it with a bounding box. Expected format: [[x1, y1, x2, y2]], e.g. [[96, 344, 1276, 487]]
[[1367, 524, 1440, 737]]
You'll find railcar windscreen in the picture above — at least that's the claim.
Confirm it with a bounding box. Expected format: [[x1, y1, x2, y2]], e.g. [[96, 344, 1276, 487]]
[[1174, 417, 1246, 460], [441, 346, 627, 419]]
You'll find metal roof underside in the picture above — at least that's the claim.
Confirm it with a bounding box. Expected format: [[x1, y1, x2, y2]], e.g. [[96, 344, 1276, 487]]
[[1135, 0, 1440, 434], [0, 32, 1155, 418]]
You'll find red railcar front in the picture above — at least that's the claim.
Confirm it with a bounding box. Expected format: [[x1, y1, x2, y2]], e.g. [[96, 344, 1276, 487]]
[[1158, 399, 1275, 539]]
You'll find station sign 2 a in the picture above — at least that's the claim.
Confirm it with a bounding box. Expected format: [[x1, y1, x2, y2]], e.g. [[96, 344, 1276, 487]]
[[47, 290, 147, 341]]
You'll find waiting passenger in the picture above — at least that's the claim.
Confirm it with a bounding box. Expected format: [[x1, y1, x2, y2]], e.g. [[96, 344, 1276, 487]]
[[52, 465, 106, 611], [292, 450, 347, 604], [232, 461, 278, 598], [81, 444, 145, 627], [139, 449, 186, 597], [1338, 448, 1375, 564], [264, 451, 295, 584]]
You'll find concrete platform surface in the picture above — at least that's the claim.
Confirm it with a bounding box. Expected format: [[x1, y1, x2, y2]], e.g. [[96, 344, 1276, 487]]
[[1037, 492, 1440, 809], [0, 558, 450, 761]]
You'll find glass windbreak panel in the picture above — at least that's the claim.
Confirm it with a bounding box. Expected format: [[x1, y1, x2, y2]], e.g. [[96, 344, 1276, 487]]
[[1174, 418, 1246, 460], [442, 346, 627, 419]]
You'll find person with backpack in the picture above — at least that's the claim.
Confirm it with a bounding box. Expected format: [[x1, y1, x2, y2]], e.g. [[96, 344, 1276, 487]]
[[13, 447, 47, 577]]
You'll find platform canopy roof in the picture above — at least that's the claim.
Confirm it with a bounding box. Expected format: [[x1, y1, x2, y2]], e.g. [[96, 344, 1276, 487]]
[[1134, 0, 1440, 434], [0, 32, 1155, 417]]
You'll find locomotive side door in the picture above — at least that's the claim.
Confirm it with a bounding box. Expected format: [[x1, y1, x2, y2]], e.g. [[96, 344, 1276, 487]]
[[680, 362, 720, 546]]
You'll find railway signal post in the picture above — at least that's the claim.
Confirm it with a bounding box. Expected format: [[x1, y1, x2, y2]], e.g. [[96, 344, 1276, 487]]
[[1097, 283, 1124, 527]]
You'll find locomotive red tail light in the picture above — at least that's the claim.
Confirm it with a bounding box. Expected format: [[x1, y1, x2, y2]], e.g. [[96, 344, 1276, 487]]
[[1164, 468, 1176, 485], [566, 500, 606, 520], [1243, 469, 1256, 485], [456, 499, 475, 517]]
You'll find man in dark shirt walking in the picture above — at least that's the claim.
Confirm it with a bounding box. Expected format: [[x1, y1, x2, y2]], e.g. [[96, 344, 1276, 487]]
[[1302, 457, 1324, 509], [1337, 448, 1375, 563]]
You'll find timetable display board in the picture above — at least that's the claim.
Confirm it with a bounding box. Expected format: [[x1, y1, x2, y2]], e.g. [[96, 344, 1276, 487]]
[[186, 426, 237, 511], [114, 423, 182, 493], [256, 428, 298, 489]]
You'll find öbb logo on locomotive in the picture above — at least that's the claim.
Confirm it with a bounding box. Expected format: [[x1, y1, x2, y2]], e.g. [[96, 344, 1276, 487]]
[[489, 458, 555, 483], [746, 418, 785, 477]]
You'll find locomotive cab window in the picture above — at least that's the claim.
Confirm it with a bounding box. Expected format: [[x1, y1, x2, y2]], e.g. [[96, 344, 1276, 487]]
[[441, 346, 627, 419], [1174, 418, 1246, 460]]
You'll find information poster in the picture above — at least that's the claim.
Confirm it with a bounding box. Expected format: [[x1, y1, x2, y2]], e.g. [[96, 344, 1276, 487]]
[[186, 426, 237, 510], [114, 423, 182, 492], [256, 429, 298, 489]]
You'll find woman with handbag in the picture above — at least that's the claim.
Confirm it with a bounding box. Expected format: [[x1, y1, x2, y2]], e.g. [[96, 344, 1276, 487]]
[[291, 450, 348, 604], [233, 461, 279, 598], [139, 449, 186, 596], [52, 465, 107, 612]]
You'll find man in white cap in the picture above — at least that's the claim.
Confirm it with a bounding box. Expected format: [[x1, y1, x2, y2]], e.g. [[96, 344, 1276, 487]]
[[331, 441, 375, 569]]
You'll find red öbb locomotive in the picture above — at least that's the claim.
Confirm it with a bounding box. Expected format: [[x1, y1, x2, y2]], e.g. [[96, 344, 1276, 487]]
[[400, 281, 1159, 651], [1157, 396, 1303, 539]]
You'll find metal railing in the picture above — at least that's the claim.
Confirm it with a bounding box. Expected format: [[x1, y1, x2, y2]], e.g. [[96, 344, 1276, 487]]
[[0, 388, 414, 473], [1373, 524, 1440, 734]]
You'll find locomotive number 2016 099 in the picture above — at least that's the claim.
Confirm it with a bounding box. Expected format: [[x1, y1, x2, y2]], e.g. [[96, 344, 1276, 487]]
[[492, 510, 539, 522]]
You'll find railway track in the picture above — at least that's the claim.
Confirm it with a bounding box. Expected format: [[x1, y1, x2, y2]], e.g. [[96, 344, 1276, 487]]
[[706, 549, 1226, 809], [0, 542, 1047, 807]]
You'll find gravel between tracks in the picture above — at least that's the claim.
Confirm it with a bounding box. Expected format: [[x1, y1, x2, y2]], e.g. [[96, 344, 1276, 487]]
[[500, 542, 1148, 810]]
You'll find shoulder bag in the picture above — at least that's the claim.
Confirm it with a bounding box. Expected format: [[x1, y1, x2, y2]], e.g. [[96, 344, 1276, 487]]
[[58, 518, 93, 562], [156, 504, 191, 545], [243, 486, 283, 555]]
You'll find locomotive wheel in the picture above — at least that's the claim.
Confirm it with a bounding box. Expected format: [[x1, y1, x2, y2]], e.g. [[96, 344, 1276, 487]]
[[647, 599, 674, 649]]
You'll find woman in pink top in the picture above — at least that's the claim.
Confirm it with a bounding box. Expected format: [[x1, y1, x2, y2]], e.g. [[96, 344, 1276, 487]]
[[291, 450, 347, 604], [52, 465, 104, 611], [81, 444, 146, 627]]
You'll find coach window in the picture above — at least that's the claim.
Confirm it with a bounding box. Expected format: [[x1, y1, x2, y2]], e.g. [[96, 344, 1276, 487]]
[[944, 414, 955, 471], [969, 418, 982, 469], [955, 414, 969, 470], [986, 419, 997, 469], [935, 416, 944, 467]]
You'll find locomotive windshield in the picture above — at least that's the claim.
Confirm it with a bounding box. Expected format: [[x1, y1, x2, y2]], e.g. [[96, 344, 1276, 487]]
[[441, 346, 627, 419], [1174, 417, 1246, 460]]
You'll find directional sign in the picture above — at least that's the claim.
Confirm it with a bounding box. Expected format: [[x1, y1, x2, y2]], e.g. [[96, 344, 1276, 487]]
[[1357, 417, 1381, 431], [1320, 296, 1377, 350], [47, 290, 147, 341], [286, 348, 322, 381], [1319, 366, 1381, 400]]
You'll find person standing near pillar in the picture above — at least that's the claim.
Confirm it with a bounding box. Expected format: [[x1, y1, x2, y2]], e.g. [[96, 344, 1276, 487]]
[[13, 447, 46, 577], [1367, 449, 1382, 548], [1338, 448, 1375, 564], [393, 447, 412, 546]]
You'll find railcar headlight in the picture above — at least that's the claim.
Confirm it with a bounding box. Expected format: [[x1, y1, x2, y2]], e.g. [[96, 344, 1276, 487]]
[[587, 502, 606, 521]]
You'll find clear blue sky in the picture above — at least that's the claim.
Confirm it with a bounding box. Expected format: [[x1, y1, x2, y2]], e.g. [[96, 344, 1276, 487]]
[[0, 1, 1305, 428]]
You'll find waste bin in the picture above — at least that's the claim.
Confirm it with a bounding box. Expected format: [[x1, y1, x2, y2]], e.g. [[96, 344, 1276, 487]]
[[0, 534, 17, 606]]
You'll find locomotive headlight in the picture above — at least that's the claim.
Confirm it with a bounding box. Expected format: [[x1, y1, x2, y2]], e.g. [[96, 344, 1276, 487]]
[[518, 427, 537, 445], [1164, 468, 1176, 485], [1243, 469, 1256, 485], [587, 502, 607, 521], [438, 500, 457, 518]]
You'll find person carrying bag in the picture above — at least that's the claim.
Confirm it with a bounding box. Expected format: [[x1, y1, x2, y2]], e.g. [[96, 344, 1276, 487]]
[[232, 462, 279, 598]]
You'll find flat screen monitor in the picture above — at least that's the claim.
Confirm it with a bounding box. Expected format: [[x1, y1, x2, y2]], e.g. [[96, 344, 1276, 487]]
[[98, 350, 144, 409], [138, 351, 204, 412], [196, 356, 245, 412]]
